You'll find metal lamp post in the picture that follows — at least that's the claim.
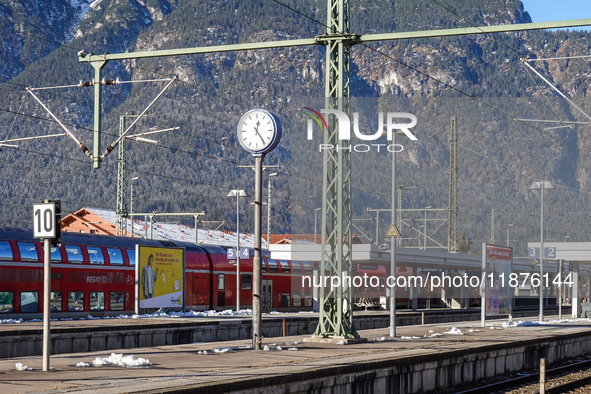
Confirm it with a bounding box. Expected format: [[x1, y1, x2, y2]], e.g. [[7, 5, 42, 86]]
[[506, 224, 513, 247], [130, 177, 139, 237], [419, 225, 425, 249], [267, 173, 277, 248], [228, 189, 248, 312], [424, 206, 432, 250], [529, 181, 554, 322], [314, 208, 321, 244]]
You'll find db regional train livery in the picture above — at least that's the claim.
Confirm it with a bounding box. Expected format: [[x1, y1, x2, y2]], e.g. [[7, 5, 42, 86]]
[[0, 226, 404, 319]]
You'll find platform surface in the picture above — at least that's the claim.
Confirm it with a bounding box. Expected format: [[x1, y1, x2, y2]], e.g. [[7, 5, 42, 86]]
[[0, 313, 588, 394]]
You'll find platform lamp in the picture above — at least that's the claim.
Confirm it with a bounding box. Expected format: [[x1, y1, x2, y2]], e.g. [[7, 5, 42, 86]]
[[130, 177, 139, 238], [267, 173, 277, 249], [529, 180, 554, 322], [314, 208, 321, 244], [423, 206, 432, 250], [228, 189, 248, 312]]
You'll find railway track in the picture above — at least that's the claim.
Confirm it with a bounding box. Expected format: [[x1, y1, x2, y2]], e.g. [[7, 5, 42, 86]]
[[454, 358, 591, 394]]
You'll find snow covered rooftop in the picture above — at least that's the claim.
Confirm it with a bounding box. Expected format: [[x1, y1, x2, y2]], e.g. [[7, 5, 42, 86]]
[[86, 208, 268, 249]]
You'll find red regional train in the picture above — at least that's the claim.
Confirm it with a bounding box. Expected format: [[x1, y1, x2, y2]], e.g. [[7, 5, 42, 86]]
[[0, 227, 392, 319]]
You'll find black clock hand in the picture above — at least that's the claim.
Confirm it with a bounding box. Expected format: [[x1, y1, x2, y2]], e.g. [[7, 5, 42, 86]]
[[255, 121, 265, 144]]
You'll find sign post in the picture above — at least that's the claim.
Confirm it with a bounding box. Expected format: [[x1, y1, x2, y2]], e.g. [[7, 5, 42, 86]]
[[33, 200, 60, 372]]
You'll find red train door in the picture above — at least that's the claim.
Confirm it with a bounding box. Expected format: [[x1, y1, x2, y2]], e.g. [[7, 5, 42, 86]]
[[262, 279, 272, 312]]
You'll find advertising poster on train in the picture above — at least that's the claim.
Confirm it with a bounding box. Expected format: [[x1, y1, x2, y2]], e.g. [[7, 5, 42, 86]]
[[136, 245, 185, 310], [483, 245, 512, 316]]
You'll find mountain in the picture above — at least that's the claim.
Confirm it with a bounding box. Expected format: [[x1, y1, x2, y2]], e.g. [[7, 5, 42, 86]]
[[0, 0, 590, 257]]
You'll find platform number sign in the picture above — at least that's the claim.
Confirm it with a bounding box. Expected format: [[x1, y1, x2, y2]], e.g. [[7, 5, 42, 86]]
[[227, 248, 250, 259], [33, 201, 61, 244], [528, 246, 557, 260]]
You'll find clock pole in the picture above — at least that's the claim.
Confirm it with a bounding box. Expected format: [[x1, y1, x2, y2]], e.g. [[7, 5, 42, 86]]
[[253, 155, 263, 350]]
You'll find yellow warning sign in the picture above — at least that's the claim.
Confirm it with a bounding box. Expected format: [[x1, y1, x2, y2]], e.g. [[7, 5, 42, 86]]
[[399, 265, 407, 272], [386, 224, 401, 237]]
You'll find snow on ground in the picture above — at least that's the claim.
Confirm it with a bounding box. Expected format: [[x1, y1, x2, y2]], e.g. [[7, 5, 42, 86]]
[[400, 336, 420, 339], [423, 332, 443, 338], [374, 337, 395, 342], [0, 308, 288, 324], [444, 327, 463, 335], [1, 319, 23, 324], [15, 363, 32, 371], [90, 353, 151, 367], [212, 347, 233, 353], [502, 318, 591, 328]]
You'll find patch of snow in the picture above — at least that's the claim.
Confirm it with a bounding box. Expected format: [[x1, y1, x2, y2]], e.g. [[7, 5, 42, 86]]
[[0, 319, 23, 324], [444, 327, 463, 335], [91, 353, 151, 367], [75, 362, 90, 367], [336, 340, 347, 345], [212, 348, 233, 354], [468, 329, 480, 333], [15, 363, 32, 371], [423, 332, 443, 338], [400, 336, 420, 339]]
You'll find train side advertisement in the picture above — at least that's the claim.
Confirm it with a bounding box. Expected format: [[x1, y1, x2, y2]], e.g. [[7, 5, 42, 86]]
[[135, 245, 185, 310], [482, 244, 512, 316]]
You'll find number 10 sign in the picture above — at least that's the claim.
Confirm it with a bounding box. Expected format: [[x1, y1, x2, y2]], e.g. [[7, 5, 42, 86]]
[[33, 202, 57, 238]]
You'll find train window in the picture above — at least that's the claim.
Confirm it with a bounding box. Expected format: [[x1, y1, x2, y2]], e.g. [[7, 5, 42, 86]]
[[68, 291, 84, 311], [0, 241, 13, 261], [90, 292, 105, 311], [302, 262, 313, 274], [87, 247, 105, 265], [0, 291, 13, 313], [267, 259, 279, 273], [241, 274, 252, 290], [65, 246, 84, 264], [293, 292, 302, 307], [304, 293, 313, 307], [107, 248, 124, 265], [218, 274, 225, 290], [292, 261, 303, 273], [127, 249, 136, 266], [279, 260, 291, 274], [50, 291, 62, 312], [281, 293, 290, 308], [17, 242, 38, 262], [50, 247, 62, 263], [110, 292, 125, 311], [20, 291, 39, 313], [262, 259, 267, 272]]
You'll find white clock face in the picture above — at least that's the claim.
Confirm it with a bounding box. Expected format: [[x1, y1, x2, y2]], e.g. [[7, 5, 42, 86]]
[[238, 111, 275, 151]]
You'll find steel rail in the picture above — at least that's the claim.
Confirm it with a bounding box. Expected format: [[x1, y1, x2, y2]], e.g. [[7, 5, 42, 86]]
[[454, 358, 591, 394]]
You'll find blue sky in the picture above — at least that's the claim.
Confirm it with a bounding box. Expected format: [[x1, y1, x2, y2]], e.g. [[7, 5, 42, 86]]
[[521, 0, 591, 30]]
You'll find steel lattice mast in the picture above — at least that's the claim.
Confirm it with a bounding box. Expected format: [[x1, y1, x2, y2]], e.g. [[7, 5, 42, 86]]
[[448, 117, 458, 252], [314, 0, 357, 338], [116, 116, 128, 236]]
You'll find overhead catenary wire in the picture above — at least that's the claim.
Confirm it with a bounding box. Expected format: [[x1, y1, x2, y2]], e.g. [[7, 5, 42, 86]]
[[527, 55, 591, 62]]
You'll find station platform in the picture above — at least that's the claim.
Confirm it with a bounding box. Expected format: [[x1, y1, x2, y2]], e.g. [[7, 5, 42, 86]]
[[0, 307, 565, 359], [0, 313, 589, 394]]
